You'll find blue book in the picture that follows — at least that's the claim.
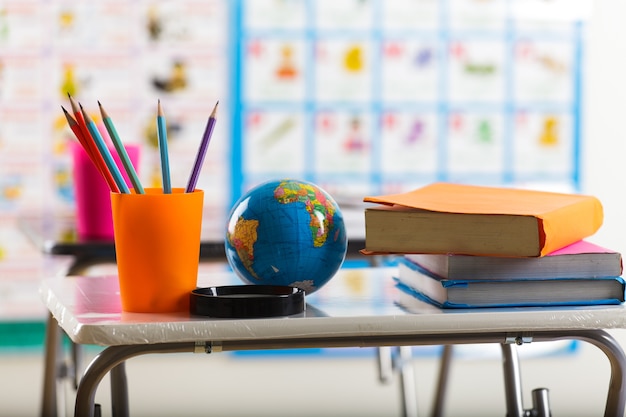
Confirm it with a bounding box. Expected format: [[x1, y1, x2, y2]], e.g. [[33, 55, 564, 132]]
[[395, 257, 626, 309]]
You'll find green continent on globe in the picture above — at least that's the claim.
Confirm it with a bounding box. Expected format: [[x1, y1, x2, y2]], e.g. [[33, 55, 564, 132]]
[[273, 180, 335, 247], [227, 216, 260, 280]]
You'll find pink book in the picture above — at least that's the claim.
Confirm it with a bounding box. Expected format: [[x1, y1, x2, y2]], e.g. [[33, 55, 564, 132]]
[[549, 240, 616, 256]]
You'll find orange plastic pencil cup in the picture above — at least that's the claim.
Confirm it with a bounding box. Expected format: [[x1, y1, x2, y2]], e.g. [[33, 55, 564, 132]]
[[111, 187, 204, 313]]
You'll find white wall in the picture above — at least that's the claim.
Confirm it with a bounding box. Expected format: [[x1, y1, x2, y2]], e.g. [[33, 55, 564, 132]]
[[578, 3, 626, 413], [583, 1, 626, 254]]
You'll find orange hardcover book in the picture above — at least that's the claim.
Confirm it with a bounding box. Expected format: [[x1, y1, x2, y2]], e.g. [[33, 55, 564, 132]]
[[362, 182, 603, 257]]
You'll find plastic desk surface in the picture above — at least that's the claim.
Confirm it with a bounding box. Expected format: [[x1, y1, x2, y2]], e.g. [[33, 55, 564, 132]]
[[40, 267, 626, 347]]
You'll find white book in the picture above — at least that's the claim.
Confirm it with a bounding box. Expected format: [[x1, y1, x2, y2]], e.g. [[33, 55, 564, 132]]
[[403, 240, 623, 281]]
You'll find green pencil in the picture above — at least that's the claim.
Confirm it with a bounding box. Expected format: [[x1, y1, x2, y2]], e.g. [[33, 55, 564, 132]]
[[98, 101, 144, 194], [80, 104, 130, 194]]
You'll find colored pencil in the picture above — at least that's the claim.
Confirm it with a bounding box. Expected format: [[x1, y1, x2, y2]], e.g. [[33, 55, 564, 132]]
[[62, 105, 117, 192], [185, 101, 218, 193], [156, 99, 172, 194], [67, 94, 119, 193], [98, 101, 145, 194], [62, 105, 100, 166], [80, 104, 130, 194]]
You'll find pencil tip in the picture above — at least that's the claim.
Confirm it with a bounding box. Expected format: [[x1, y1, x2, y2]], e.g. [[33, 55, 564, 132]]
[[98, 101, 107, 118], [61, 106, 77, 125], [210, 100, 219, 117], [67, 93, 80, 112], [79, 104, 91, 121]]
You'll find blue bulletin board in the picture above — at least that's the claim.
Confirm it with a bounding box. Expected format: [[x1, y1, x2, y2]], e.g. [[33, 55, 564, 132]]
[[230, 0, 585, 209]]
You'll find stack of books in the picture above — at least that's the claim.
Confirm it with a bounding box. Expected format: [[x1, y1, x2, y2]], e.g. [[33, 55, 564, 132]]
[[362, 182, 625, 308]]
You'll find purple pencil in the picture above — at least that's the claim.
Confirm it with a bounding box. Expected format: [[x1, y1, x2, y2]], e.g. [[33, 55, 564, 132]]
[[186, 101, 218, 193]]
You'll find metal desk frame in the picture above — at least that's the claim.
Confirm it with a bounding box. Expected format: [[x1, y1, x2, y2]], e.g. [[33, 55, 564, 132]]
[[73, 330, 625, 417]]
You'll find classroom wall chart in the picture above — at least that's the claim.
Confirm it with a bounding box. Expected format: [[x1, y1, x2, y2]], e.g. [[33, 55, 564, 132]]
[[234, 0, 585, 202], [0, 0, 588, 311]]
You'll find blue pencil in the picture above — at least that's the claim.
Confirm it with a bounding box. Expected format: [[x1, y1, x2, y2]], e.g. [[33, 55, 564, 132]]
[[157, 100, 172, 194], [80, 104, 130, 194]]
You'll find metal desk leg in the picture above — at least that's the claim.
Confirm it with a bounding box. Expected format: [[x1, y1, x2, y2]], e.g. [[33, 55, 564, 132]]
[[75, 343, 195, 417], [531, 388, 551, 417], [501, 343, 524, 417], [582, 330, 626, 417], [110, 363, 129, 417], [40, 256, 109, 417], [71, 340, 83, 389], [41, 313, 62, 417], [377, 346, 393, 383], [536, 330, 626, 417], [376, 346, 418, 417], [398, 346, 418, 417], [430, 345, 453, 417]]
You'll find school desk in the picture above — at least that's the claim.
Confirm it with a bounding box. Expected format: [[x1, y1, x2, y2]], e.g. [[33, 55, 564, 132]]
[[17, 209, 372, 417], [40, 267, 626, 417]]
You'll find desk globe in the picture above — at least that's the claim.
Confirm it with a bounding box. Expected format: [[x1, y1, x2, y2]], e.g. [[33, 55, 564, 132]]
[[225, 179, 348, 294]]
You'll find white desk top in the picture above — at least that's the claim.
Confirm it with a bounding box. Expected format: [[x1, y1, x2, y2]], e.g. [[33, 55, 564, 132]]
[[40, 267, 626, 346]]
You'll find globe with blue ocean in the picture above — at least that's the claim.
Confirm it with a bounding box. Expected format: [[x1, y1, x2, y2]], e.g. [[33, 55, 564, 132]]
[[225, 179, 348, 294]]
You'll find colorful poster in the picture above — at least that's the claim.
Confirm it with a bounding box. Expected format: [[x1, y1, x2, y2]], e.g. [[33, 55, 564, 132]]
[[314, 38, 373, 102], [314, 110, 373, 174], [244, 38, 308, 102], [514, 39, 575, 102], [445, 110, 506, 178], [236, 0, 583, 201], [244, 110, 307, 176], [447, 39, 507, 103], [381, 39, 440, 102], [380, 111, 439, 176]]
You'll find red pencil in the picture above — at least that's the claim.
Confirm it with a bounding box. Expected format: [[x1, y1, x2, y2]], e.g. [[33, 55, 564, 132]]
[[62, 105, 119, 192], [62, 106, 97, 161], [67, 94, 119, 192]]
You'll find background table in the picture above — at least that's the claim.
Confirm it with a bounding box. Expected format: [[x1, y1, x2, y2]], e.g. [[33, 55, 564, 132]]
[[17, 211, 368, 275], [40, 267, 626, 417]]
